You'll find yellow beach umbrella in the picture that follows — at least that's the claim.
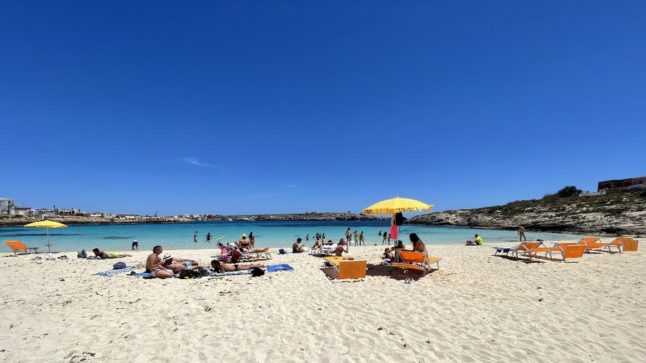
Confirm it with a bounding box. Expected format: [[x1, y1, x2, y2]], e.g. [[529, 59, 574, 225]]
[[361, 197, 433, 215], [24, 220, 67, 253], [361, 197, 432, 245]]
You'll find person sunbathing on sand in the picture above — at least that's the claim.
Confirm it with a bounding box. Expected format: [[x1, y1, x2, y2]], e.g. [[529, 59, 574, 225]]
[[145, 245, 173, 278], [92, 248, 131, 259], [161, 253, 204, 273], [210, 260, 265, 273]]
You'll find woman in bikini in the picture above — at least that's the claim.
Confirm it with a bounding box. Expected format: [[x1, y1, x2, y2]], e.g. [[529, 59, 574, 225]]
[[409, 233, 429, 263]]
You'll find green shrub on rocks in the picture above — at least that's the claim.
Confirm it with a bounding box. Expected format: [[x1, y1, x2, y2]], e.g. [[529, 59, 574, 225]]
[[556, 186, 583, 198]]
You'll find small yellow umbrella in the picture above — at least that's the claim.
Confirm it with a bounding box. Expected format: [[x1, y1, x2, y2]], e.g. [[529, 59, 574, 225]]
[[361, 197, 433, 215], [24, 220, 67, 253]]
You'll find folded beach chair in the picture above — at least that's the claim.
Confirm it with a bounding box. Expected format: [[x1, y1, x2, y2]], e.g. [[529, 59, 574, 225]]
[[322, 256, 366, 280], [391, 251, 441, 274], [4, 240, 39, 255]]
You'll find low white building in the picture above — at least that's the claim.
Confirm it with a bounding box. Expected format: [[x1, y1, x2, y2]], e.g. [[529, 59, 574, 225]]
[[0, 198, 15, 215], [11, 207, 33, 217]]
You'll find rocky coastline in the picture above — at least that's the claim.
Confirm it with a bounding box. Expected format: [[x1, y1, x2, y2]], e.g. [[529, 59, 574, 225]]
[[0, 212, 385, 227], [409, 189, 646, 236]]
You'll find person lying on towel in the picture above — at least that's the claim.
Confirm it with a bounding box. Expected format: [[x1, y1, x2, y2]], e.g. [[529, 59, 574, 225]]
[[210, 260, 265, 273], [161, 253, 205, 273], [92, 248, 132, 259]]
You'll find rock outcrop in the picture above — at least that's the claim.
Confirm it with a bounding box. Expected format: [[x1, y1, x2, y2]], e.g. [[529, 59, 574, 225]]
[[409, 189, 646, 236]]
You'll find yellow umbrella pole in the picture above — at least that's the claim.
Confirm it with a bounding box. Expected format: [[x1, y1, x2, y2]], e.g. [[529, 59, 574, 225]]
[[45, 227, 52, 253]]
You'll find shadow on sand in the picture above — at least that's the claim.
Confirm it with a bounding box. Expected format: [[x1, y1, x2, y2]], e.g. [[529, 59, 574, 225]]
[[365, 263, 437, 281]]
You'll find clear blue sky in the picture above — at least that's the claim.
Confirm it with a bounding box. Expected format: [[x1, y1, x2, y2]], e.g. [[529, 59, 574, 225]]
[[1, 1, 645, 215]]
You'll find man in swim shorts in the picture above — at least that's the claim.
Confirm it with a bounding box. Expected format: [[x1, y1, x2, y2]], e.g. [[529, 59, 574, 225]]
[[145, 245, 173, 278]]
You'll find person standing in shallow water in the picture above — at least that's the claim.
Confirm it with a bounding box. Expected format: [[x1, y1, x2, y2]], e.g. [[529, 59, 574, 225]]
[[359, 231, 365, 246], [518, 226, 526, 242], [206, 232, 212, 243], [193, 231, 198, 243]]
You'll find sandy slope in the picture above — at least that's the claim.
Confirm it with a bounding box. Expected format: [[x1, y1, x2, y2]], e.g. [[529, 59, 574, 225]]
[[0, 240, 644, 362]]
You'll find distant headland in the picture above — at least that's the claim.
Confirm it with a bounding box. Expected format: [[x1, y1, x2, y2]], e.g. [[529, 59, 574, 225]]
[[0, 211, 386, 227]]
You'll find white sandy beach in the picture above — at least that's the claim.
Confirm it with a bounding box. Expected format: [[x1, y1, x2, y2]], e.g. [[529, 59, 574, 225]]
[[0, 240, 644, 362]]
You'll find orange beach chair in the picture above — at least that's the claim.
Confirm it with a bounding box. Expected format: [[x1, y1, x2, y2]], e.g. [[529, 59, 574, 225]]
[[391, 250, 441, 274], [621, 238, 639, 252], [545, 243, 585, 261], [4, 240, 39, 255], [578, 237, 605, 252], [323, 256, 367, 280], [493, 241, 542, 258]]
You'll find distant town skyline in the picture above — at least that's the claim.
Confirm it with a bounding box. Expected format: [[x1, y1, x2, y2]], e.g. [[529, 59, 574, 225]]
[[2, 1, 645, 215]]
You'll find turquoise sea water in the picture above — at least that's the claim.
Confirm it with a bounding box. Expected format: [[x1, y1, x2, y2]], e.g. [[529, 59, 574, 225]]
[[0, 221, 586, 253]]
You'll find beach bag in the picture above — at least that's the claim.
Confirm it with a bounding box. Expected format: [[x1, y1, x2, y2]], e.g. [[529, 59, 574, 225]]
[[251, 268, 265, 277], [113, 262, 127, 270], [278, 249, 286, 255], [77, 250, 87, 259]]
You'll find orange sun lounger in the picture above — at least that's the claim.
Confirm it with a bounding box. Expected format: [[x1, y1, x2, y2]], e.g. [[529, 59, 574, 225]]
[[512, 241, 584, 261], [493, 241, 542, 258], [391, 250, 441, 274], [578, 237, 605, 252], [601, 237, 638, 253], [4, 240, 39, 255], [545, 243, 586, 261], [621, 238, 639, 252], [323, 256, 367, 280]]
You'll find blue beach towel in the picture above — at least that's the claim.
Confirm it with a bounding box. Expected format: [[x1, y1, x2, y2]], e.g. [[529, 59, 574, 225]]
[[266, 264, 294, 273], [94, 266, 135, 277]]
